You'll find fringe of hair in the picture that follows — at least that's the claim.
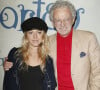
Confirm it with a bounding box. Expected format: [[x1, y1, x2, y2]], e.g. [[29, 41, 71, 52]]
[[16, 32, 49, 71]]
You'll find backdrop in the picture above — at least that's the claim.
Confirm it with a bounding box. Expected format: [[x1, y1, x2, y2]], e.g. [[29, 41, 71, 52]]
[[0, 0, 100, 89]]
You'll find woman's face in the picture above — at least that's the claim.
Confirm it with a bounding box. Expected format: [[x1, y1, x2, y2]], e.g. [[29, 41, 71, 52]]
[[26, 29, 44, 47]]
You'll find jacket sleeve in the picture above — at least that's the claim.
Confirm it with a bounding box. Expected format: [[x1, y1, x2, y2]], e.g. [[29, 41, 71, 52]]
[[89, 33, 100, 90], [3, 47, 19, 90], [47, 56, 57, 88]]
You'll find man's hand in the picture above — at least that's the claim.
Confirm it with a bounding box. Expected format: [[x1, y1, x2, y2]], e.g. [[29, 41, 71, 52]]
[[3, 57, 13, 71]]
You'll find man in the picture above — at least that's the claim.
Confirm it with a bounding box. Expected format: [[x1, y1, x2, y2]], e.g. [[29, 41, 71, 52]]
[[48, 0, 100, 90], [4, 0, 100, 90]]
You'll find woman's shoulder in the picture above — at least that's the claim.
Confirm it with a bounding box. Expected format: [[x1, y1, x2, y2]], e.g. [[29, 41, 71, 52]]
[[8, 47, 19, 62], [9, 47, 18, 53], [8, 47, 19, 56]]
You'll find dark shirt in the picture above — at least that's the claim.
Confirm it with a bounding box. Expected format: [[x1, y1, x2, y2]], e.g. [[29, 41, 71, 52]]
[[18, 65, 44, 90], [3, 47, 57, 90]]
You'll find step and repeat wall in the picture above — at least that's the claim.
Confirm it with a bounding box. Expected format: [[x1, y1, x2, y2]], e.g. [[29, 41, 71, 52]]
[[0, 0, 100, 89]]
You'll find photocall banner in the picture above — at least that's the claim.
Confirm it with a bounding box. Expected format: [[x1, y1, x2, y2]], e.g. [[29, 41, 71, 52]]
[[0, 0, 100, 89]]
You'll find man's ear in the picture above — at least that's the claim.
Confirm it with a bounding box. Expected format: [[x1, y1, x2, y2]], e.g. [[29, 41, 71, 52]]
[[52, 21, 55, 27], [72, 17, 76, 26], [51, 22, 56, 29], [72, 18, 75, 24]]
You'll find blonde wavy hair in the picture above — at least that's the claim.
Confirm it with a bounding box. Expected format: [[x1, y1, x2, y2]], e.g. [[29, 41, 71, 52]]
[[17, 31, 49, 71]]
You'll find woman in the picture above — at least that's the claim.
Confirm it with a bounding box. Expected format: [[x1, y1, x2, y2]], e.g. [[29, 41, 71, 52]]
[[3, 17, 57, 90]]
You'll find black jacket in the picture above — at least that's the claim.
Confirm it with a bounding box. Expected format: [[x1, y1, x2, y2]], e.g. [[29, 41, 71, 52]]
[[3, 47, 57, 90]]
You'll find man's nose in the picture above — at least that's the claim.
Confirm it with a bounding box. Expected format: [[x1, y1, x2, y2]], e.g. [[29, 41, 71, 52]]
[[60, 20, 65, 26]]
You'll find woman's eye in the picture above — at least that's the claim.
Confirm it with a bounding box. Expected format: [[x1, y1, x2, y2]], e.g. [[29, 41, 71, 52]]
[[28, 31, 32, 34], [38, 31, 42, 34]]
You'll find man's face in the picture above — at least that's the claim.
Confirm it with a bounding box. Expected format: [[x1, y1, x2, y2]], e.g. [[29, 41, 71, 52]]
[[53, 7, 75, 37]]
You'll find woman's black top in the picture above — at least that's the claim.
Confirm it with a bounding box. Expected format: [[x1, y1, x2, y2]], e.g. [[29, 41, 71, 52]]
[[18, 65, 44, 90], [3, 47, 57, 90]]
